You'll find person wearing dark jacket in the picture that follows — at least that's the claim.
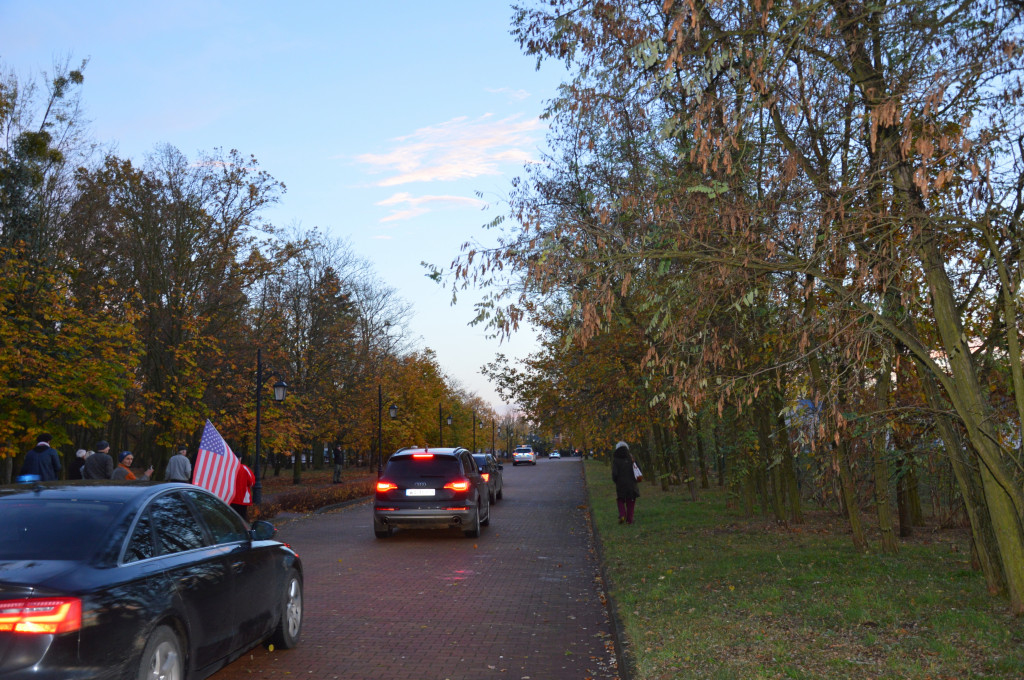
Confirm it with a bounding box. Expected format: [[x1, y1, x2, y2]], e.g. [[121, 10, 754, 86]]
[[611, 440, 640, 524], [19, 433, 62, 481], [83, 441, 115, 480]]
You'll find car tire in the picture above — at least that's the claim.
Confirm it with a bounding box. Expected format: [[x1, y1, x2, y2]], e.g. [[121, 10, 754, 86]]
[[463, 503, 482, 538], [137, 625, 184, 680], [373, 518, 393, 538], [268, 570, 303, 649], [496, 485, 503, 500]]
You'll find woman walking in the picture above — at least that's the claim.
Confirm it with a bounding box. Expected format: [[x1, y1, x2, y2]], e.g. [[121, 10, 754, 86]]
[[611, 441, 640, 524]]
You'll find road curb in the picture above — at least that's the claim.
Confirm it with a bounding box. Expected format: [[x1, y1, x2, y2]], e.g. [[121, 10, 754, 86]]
[[581, 462, 635, 680], [313, 494, 372, 515]]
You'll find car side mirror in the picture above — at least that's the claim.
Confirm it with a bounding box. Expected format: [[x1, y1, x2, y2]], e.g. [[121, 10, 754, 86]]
[[497, 464, 503, 470], [250, 520, 276, 541]]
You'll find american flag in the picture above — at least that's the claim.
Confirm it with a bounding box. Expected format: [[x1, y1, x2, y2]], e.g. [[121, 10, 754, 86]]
[[192, 420, 240, 504]]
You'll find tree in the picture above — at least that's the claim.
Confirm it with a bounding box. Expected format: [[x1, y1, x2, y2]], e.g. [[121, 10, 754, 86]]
[[445, 0, 1024, 612]]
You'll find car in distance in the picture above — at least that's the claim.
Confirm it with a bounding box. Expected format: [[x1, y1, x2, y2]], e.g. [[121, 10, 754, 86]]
[[512, 445, 537, 466], [0, 480, 303, 680], [550, 450, 561, 459], [472, 453, 504, 503], [374, 447, 491, 538]]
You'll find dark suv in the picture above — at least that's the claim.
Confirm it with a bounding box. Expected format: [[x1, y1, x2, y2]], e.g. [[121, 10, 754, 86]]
[[373, 447, 491, 539], [472, 453, 504, 504]]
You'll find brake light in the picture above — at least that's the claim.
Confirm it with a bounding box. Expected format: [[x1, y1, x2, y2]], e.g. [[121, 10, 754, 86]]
[[480, 473, 490, 482], [376, 481, 398, 493], [0, 597, 82, 634], [444, 479, 470, 492], [412, 453, 434, 459]]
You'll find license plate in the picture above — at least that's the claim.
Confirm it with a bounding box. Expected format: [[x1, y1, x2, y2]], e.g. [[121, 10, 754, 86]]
[[406, 489, 435, 497]]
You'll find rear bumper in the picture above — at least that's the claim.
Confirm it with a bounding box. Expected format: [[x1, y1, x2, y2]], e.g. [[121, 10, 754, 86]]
[[374, 505, 473, 529]]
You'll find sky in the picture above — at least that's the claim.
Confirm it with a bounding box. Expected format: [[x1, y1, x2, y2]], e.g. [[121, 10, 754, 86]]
[[0, 1, 567, 411]]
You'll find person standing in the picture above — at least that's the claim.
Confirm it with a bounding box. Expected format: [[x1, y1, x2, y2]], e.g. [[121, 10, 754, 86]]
[[230, 453, 256, 521], [165, 444, 193, 482], [332, 445, 344, 483], [83, 440, 115, 479], [611, 440, 640, 524], [19, 433, 62, 481], [70, 449, 91, 479], [112, 451, 153, 481]]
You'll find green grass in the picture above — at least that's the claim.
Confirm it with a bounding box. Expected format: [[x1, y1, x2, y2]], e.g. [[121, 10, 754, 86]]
[[584, 461, 1024, 679]]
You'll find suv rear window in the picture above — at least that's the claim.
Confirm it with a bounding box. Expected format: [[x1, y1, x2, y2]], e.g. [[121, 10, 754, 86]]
[[386, 456, 460, 478]]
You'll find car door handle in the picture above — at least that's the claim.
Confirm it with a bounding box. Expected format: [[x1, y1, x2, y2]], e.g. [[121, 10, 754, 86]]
[[231, 561, 246, 574]]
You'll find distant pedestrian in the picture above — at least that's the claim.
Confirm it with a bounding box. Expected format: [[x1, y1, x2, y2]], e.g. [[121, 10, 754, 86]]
[[112, 451, 153, 481], [83, 440, 115, 479], [70, 449, 91, 479], [611, 441, 640, 524], [332, 445, 344, 483], [165, 444, 192, 482], [19, 433, 62, 481], [230, 452, 256, 521]]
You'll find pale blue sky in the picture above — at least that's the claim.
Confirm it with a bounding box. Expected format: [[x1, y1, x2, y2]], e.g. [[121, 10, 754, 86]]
[[1, 1, 564, 409]]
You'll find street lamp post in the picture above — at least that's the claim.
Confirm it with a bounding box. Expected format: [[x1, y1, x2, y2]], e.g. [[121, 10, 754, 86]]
[[472, 411, 476, 453], [254, 347, 287, 506], [491, 420, 495, 456], [377, 384, 397, 477], [446, 414, 453, 446], [438, 403, 443, 447]]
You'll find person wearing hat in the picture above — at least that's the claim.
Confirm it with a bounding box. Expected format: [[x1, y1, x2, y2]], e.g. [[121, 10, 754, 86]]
[[18, 433, 62, 481], [611, 440, 640, 524], [70, 449, 92, 479], [82, 440, 115, 479], [112, 451, 153, 481], [165, 444, 192, 483]]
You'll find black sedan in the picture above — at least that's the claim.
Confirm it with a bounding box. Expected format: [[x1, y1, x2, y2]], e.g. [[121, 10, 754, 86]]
[[0, 481, 303, 680]]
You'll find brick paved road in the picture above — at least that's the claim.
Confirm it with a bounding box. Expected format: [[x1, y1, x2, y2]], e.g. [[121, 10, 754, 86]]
[[210, 456, 619, 680]]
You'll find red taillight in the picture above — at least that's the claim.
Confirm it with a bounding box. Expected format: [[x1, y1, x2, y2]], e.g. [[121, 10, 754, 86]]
[[480, 473, 490, 482], [376, 480, 397, 493], [0, 597, 82, 634], [444, 479, 470, 492]]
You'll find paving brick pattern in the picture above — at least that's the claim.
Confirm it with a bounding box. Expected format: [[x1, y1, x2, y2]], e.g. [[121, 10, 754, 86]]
[[210, 457, 619, 680]]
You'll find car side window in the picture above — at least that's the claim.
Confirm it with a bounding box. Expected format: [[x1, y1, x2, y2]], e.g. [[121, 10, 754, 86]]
[[150, 492, 207, 554], [185, 489, 248, 544], [462, 453, 477, 473], [124, 509, 156, 563]]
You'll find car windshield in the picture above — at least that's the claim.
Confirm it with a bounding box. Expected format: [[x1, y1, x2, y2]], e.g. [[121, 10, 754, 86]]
[[0, 499, 124, 561], [386, 456, 459, 478]]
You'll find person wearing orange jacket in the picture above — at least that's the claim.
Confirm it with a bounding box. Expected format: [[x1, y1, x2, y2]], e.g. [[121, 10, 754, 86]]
[[230, 453, 256, 521]]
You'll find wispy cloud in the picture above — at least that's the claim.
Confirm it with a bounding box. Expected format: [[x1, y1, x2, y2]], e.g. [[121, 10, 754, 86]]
[[376, 192, 486, 223], [487, 87, 531, 101], [355, 113, 544, 187]]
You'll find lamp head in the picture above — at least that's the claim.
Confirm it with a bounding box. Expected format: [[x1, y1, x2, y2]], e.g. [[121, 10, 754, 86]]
[[273, 380, 288, 401]]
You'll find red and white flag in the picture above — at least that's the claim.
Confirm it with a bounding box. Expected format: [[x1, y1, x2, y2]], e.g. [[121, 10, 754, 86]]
[[192, 420, 239, 504]]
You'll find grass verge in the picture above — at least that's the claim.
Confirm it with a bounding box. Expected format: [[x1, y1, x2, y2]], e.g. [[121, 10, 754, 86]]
[[584, 461, 1024, 679]]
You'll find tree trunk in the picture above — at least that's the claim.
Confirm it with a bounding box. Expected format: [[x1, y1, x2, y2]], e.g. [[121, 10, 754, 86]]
[[808, 350, 868, 551], [919, 234, 1024, 614], [755, 396, 786, 523], [914, 357, 1006, 595], [871, 352, 899, 554], [773, 390, 803, 524], [673, 417, 699, 500]]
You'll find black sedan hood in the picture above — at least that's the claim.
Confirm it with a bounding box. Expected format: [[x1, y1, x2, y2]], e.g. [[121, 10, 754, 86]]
[[0, 560, 78, 592]]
